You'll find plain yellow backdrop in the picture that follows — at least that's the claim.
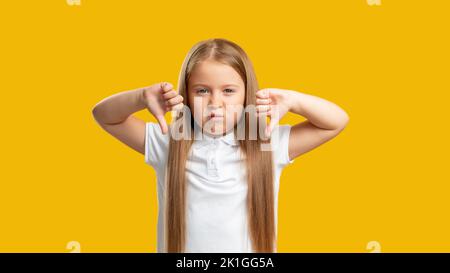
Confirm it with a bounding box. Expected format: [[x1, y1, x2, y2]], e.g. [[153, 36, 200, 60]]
[[0, 0, 449, 252]]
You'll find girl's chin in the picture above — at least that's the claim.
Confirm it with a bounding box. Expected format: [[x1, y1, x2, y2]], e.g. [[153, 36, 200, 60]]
[[204, 125, 225, 135], [196, 118, 235, 135], [203, 123, 232, 136]]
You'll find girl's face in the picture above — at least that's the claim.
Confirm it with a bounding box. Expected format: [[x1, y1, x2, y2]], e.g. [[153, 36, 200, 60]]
[[187, 60, 246, 136]]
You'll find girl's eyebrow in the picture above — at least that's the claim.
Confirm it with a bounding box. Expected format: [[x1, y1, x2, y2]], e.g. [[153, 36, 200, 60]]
[[191, 83, 240, 88]]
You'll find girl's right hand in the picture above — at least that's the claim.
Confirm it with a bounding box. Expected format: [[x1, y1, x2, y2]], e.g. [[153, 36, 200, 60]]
[[142, 82, 184, 134]]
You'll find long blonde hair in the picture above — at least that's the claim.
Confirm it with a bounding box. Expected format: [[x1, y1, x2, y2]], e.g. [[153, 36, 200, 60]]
[[165, 38, 275, 252]]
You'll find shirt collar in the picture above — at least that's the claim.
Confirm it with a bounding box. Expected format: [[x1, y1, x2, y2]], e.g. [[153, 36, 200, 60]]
[[193, 121, 239, 149]]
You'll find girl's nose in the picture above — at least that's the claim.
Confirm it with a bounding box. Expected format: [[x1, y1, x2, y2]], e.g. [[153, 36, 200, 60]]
[[209, 91, 223, 108]]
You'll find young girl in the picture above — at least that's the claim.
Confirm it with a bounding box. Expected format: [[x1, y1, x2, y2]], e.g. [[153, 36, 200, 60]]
[[92, 38, 349, 253]]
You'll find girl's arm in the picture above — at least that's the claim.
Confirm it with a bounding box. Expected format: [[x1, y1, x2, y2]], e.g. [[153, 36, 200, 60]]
[[256, 89, 349, 160], [92, 82, 183, 155]]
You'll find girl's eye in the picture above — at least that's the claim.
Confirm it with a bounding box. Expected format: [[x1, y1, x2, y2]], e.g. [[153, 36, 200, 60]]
[[197, 88, 209, 94], [195, 88, 234, 94]]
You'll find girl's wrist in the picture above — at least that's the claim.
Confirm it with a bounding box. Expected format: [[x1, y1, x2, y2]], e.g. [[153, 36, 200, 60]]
[[137, 87, 148, 108], [280, 89, 301, 114], [139, 84, 159, 109]]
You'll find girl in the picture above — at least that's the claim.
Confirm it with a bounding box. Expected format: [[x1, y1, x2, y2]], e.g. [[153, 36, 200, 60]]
[[92, 38, 349, 253]]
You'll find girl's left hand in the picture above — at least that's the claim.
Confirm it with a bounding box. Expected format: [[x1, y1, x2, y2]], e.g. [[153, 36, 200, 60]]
[[255, 88, 292, 137]]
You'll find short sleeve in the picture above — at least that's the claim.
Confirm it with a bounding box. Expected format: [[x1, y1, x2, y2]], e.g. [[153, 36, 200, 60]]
[[271, 124, 294, 168], [144, 122, 170, 172]]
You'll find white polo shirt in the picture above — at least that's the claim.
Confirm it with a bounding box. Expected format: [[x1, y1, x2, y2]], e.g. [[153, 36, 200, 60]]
[[144, 121, 294, 253]]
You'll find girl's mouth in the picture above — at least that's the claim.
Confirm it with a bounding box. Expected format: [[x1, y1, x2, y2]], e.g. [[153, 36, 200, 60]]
[[208, 112, 224, 120]]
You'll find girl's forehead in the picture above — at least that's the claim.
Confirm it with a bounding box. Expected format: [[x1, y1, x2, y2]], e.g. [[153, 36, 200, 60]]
[[189, 61, 244, 86]]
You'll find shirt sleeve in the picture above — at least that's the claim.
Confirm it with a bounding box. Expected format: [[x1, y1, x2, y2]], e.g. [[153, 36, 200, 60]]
[[144, 122, 170, 172], [271, 124, 295, 168]]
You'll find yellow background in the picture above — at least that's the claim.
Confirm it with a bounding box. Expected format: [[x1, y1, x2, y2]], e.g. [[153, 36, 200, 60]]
[[1, 0, 449, 252]]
